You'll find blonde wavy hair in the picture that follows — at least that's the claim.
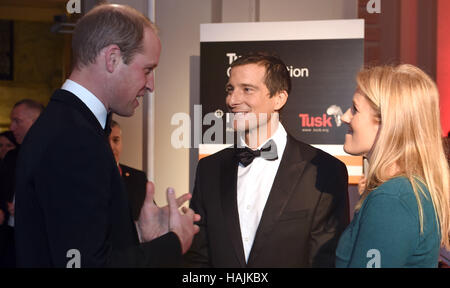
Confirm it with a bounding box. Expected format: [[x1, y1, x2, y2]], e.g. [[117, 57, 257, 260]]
[[355, 64, 450, 249]]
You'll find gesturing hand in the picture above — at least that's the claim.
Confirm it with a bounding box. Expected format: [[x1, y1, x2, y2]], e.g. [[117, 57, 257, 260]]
[[166, 188, 200, 254], [136, 181, 200, 253]]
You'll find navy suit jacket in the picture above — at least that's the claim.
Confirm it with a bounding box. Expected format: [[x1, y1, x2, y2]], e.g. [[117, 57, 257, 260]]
[[119, 164, 147, 221], [184, 135, 349, 267], [15, 89, 181, 267]]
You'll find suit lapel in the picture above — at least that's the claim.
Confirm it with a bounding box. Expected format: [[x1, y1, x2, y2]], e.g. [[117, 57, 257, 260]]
[[247, 136, 308, 266], [220, 150, 246, 267]]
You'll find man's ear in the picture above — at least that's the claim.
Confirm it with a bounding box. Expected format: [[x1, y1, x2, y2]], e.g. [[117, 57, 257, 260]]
[[104, 44, 122, 73], [273, 90, 288, 111]]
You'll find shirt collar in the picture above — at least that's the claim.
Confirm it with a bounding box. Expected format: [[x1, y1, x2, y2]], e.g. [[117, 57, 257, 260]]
[[239, 122, 288, 154], [61, 79, 108, 129]]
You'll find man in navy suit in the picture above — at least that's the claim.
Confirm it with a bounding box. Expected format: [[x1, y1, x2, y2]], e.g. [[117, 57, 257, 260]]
[[184, 53, 349, 267], [15, 4, 199, 267], [108, 119, 147, 221]]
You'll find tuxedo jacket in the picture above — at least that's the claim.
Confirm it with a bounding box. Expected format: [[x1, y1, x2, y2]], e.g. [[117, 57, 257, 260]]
[[184, 135, 349, 267], [15, 89, 181, 267], [119, 164, 147, 221]]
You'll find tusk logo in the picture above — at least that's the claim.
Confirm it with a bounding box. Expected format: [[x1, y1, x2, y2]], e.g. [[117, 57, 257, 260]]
[[326, 105, 343, 127], [299, 113, 332, 128], [299, 105, 343, 132], [299, 105, 343, 128]]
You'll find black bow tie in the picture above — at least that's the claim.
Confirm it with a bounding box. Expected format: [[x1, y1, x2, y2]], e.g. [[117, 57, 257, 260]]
[[235, 139, 278, 167]]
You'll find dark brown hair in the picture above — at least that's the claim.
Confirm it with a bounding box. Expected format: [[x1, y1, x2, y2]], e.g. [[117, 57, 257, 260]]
[[230, 52, 291, 97]]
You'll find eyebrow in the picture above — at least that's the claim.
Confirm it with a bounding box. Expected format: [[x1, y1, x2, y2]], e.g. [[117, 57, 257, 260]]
[[144, 64, 157, 70], [226, 82, 259, 90], [238, 83, 258, 89]]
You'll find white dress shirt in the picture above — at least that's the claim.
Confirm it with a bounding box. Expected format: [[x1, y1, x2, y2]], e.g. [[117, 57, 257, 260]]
[[61, 79, 108, 129], [237, 123, 287, 262]]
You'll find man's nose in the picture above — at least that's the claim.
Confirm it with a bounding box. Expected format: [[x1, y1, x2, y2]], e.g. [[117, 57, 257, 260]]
[[227, 90, 242, 107], [146, 73, 155, 93]]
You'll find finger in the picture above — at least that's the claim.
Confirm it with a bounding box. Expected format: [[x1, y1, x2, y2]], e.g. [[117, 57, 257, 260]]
[[184, 207, 195, 218], [175, 193, 192, 207], [193, 224, 200, 234], [193, 213, 201, 222], [143, 181, 156, 205], [166, 187, 180, 215]]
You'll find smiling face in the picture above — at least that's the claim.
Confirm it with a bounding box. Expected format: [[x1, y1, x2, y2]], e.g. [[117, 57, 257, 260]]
[[109, 27, 161, 117], [226, 63, 285, 139], [341, 91, 380, 157]]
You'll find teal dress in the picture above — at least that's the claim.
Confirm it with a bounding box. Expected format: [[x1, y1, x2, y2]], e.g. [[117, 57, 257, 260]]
[[336, 177, 440, 268]]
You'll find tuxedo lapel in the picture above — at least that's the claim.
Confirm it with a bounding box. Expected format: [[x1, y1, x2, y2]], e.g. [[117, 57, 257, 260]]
[[220, 150, 246, 267], [247, 136, 308, 266]]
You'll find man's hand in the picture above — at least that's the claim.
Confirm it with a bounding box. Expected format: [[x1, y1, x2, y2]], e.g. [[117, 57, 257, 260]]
[[166, 188, 200, 254], [136, 182, 199, 248]]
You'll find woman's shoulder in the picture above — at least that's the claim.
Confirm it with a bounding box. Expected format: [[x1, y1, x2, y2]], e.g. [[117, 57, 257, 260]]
[[363, 176, 430, 218], [371, 176, 424, 199]]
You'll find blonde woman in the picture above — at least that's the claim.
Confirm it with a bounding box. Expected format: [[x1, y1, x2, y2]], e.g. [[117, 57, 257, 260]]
[[335, 64, 450, 268]]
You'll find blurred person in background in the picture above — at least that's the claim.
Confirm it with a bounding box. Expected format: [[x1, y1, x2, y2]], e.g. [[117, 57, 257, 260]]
[[108, 120, 147, 221]]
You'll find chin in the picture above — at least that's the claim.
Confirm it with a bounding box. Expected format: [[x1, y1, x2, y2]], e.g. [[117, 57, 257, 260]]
[[344, 147, 367, 157], [117, 109, 135, 117], [343, 145, 351, 155], [343, 144, 358, 156]]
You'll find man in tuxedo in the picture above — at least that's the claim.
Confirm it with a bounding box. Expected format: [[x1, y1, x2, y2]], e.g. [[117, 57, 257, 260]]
[[15, 4, 199, 267], [184, 53, 349, 267], [108, 120, 146, 221]]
